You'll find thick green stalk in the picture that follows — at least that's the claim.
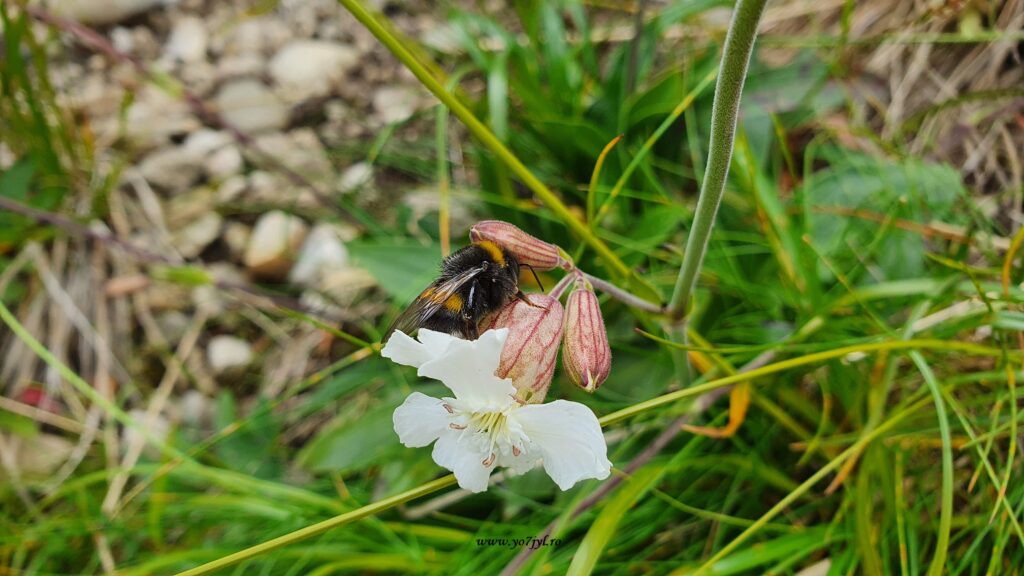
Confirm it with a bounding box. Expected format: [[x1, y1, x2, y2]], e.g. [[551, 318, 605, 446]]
[[667, 0, 768, 319], [336, 0, 632, 279]]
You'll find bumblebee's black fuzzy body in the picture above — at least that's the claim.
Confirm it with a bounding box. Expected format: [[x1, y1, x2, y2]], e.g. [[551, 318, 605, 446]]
[[387, 241, 521, 340]]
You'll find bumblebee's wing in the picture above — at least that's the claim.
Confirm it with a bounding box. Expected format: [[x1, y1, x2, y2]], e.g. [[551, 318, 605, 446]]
[[385, 264, 487, 339]]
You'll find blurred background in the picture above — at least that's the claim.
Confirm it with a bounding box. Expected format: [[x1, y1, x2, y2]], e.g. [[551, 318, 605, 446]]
[[2, 0, 1023, 574]]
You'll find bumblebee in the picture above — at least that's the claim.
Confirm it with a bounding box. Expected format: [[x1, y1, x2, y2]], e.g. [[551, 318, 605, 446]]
[[386, 240, 536, 340]]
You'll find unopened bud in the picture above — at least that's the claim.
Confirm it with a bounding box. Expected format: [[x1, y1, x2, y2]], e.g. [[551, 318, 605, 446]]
[[480, 294, 564, 403], [563, 279, 611, 392], [470, 220, 570, 271]]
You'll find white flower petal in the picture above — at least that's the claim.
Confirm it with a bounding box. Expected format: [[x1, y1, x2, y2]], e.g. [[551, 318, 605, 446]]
[[416, 329, 460, 357], [418, 328, 514, 406], [393, 392, 450, 447], [381, 330, 434, 368], [497, 448, 541, 477], [514, 400, 611, 491], [432, 431, 493, 493]]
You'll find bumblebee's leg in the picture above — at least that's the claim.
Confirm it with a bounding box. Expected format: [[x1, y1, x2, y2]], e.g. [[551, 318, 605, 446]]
[[515, 290, 546, 309], [463, 317, 479, 340]]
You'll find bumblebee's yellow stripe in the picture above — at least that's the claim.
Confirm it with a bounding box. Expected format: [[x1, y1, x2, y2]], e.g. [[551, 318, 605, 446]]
[[444, 294, 463, 312], [476, 240, 506, 267]]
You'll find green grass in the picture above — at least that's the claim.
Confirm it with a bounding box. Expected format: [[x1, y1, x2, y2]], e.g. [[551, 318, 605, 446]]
[[2, 0, 1024, 574]]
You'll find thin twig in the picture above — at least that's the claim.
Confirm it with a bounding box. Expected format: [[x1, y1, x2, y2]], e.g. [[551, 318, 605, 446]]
[[0, 396, 83, 433]]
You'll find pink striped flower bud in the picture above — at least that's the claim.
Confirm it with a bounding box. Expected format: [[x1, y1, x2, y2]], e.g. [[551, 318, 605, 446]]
[[470, 220, 570, 271], [479, 293, 564, 403], [563, 278, 611, 392]]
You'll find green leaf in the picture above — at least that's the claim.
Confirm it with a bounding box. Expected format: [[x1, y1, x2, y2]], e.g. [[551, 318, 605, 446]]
[[700, 526, 835, 575], [802, 152, 964, 282], [347, 240, 443, 307], [299, 402, 405, 473], [152, 265, 213, 286], [214, 394, 283, 479], [0, 157, 36, 246], [0, 157, 35, 201]]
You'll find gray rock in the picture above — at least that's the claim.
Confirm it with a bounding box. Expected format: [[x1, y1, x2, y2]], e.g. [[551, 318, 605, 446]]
[[220, 17, 291, 57], [288, 223, 350, 286], [251, 129, 333, 184], [319, 267, 377, 307], [215, 54, 265, 79], [246, 170, 320, 209], [183, 129, 232, 157], [243, 210, 309, 279], [165, 187, 217, 230], [163, 16, 208, 64], [125, 87, 201, 149], [110, 27, 136, 54], [206, 145, 244, 180], [178, 390, 214, 428], [216, 175, 248, 205], [269, 40, 359, 103], [51, 0, 177, 25], [139, 147, 203, 192], [373, 85, 422, 124], [337, 162, 374, 194], [222, 222, 252, 262], [155, 310, 190, 342], [207, 335, 253, 374], [215, 79, 289, 134], [170, 211, 222, 259]]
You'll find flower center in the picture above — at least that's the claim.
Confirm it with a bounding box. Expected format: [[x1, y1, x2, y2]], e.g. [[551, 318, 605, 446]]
[[446, 402, 527, 467]]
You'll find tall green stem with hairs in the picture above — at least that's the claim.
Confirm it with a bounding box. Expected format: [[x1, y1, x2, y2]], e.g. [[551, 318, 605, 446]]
[[668, 0, 768, 319], [665, 0, 767, 385]]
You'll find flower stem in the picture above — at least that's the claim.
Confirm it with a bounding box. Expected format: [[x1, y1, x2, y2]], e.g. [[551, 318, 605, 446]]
[[548, 272, 576, 300], [583, 272, 663, 314], [667, 0, 768, 320]]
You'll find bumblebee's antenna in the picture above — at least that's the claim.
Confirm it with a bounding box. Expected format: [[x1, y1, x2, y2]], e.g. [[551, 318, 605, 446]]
[[519, 263, 544, 292]]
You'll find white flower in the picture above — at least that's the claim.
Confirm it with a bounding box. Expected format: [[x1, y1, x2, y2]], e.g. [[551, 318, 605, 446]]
[[382, 328, 612, 493]]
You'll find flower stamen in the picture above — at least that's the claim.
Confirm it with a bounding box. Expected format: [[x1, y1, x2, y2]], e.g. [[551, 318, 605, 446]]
[[449, 423, 466, 430], [482, 453, 496, 467], [442, 403, 454, 414]]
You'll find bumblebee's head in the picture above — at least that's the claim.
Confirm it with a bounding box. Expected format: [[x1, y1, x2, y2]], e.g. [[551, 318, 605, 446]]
[[472, 239, 521, 289], [474, 240, 510, 268]]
